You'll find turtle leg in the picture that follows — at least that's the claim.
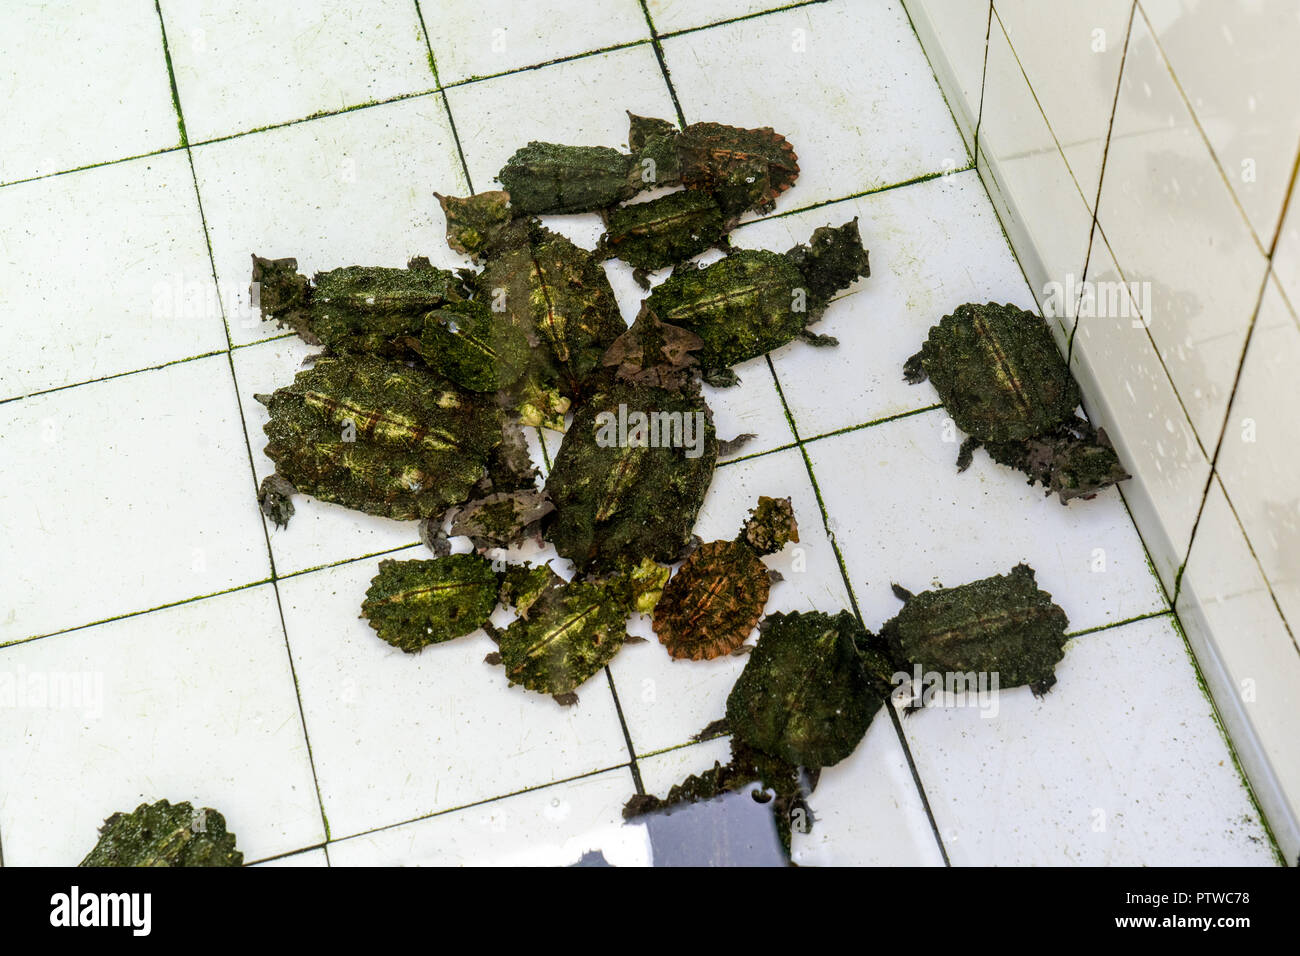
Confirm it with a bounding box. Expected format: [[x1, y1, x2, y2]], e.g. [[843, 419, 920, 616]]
[[257, 474, 297, 529], [956, 436, 980, 472], [1029, 674, 1057, 697], [903, 350, 927, 384], [692, 717, 730, 742], [717, 432, 756, 457], [632, 267, 652, 290], [552, 692, 580, 707], [798, 329, 839, 347], [890, 583, 916, 602], [703, 366, 741, 388]]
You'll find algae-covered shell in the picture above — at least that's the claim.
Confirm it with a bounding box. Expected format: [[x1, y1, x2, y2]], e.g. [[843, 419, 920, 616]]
[[498, 141, 638, 215], [544, 381, 718, 571], [676, 122, 799, 215], [599, 190, 728, 272], [883, 563, 1069, 694], [257, 354, 501, 522], [913, 303, 1080, 442], [653, 540, 769, 660], [361, 555, 500, 653], [726, 610, 878, 768], [80, 800, 242, 867]]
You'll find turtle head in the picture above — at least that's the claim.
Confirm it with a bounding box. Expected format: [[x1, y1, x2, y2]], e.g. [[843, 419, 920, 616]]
[[435, 190, 515, 261], [627, 112, 679, 151], [738, 496, 799, 555], [1050, 427, 1131, 502], [250, 255, 312, 332], [786, 217, 871, 308]]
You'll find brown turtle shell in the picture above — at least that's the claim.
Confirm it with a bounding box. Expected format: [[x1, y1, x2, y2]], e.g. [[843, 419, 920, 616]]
[[652, 540, 770, 660], [676, 123, 800, 213]]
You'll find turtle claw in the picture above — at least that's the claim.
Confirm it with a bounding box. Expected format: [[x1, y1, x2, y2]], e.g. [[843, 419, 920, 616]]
[[483, 651, 503, 665], [799, 330, 838, 348], [1030, 675, 1057, 698], [956, 436, 979, 472], [890, 583, 915, 602], [692, 717, 730, 741], [703, 367, 740, 388], [553, 692, 580, 707], [903, 350, 927, 384], [257, 474, 296, 529]]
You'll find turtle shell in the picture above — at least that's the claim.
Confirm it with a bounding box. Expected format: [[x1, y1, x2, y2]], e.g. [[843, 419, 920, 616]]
[[80, 800, 242, 867], [496, 578, 630, 695], [476, 221, 626, 401], [498, 142, 638, 215], [599, 190, 728, 272], [726, 610, 879, 769], [643, 249, 806, 368], [361, 555, 500, 653], [544, 381, 718, 571], [257, 354, 501, 522], [883, 563, 1069, 694], [917, 303, 1080, 442], [653, 540, 769, 660], [676, 122, 799, 215]]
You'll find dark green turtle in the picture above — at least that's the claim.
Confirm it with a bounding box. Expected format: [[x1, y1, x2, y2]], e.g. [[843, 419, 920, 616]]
[[497, 142, 642, 215], [361, 554, 500, 653], [643, 218, 870, 386], [904, 302, 1129, 500], [80, 800, 242, 867], [881, 563, 1070, 699], [255, 353, 502, 527], [544, 380, 718, 572], [596, 190, 732, 287]]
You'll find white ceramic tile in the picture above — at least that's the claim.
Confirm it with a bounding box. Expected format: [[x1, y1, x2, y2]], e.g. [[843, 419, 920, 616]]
[[1216, 276, 1300, 628], [0, 585, 323, 865], [1273, 192, 1300, 313], [0, 356, 272, 644], [159, 0, 434, 143], [736, 171, 1037, 437], [190, 94, 469, 347], [609, 447, 853, 756], [661, 1, 968, 212], [1070, 225, 1210, 591], [902, 0, 990, 153], [1142, 0, 1300, 245], [255, 847, 329, 867], [0, 153, 227, 400], [978, 16, 1094, 347], [276, 554, 630, 840], [446, 45, 678, 195], [424, 0, 648, 85], [994, 0, 1130, 208], [328, 768, 650, 866], [231, 336, 427, 576], [646, 0, 793, 34], [1178, 476, 1300, 863], [901, 615, 1276, 865], [1097, 12, 1268, 446], [0, 1, 179, 183], [806, 408, 1168, 635]]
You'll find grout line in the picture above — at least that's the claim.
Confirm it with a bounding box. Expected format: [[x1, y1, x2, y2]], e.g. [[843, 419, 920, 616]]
[[1064, 608, 1171, 640], [153, 0, 188, 148], [1210, 478, 1299, 653], [150, 0, 334, 850], [656, 0, 832, 41], [604, 667, 645, 795], [800, 404, 943, 445], [897, 0, 977, 168], [0, 348, 228, 406], [0, 145, 191, 191], [763, 354, 952, 865], [277, 541, 424, 581], [1264, 139, 1300, 259], [636, 0, 688, 129], [1066, 0, 1136, 364], [972, 0, 993, 164], [736, 168, 974, 228], [412, 1, 476, 195]]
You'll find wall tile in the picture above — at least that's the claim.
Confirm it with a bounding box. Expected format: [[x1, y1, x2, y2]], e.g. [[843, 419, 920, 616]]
[[902, 0, 991, 155]]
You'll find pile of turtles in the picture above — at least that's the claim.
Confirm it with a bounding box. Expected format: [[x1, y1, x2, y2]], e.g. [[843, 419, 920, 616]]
[[81, 111, 1128, 866]]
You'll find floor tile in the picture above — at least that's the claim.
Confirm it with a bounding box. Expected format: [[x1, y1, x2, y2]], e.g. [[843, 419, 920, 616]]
[[327, 767, 648, 865], [446, 44, 677, 195], [899, 615, 1277, 865], [0, 1, 179, 183], [900, 0, 989, 154], [424, 0, 648, 85], [0, 585, 323, 865], [805, 408, 1168, 635], [276, 554, 631, 840], [231, 336, 426, 576], [647, 0, 802, 34], [0, 153, 227, 400], [190, 94, 468, 347], [736, 171, 1037, 438], [1, 356, 272, 644], [609, 447, 853, 756], [661, 0, 967, 214], [253, 847, 329, 867], [159, 0, 435, 143]]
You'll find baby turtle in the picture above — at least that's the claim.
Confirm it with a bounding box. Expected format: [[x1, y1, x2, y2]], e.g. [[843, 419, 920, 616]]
[[881, 563, 1070, 698], [596, 190, 732, 287], [627, 114, 800, 215], [601, 305, 705, 391], [255, 353, 502, 526], [497, 141, 643, 215], [488, 559, 667, 703], [644, 218, 870, 386], [653, 496, 799, 661], [544, 379, 718, 571], [904, 302, 1129, 501], [361, 554, 500, 653], [80, 800, 242, 867], [446, 488, 555, 551]]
